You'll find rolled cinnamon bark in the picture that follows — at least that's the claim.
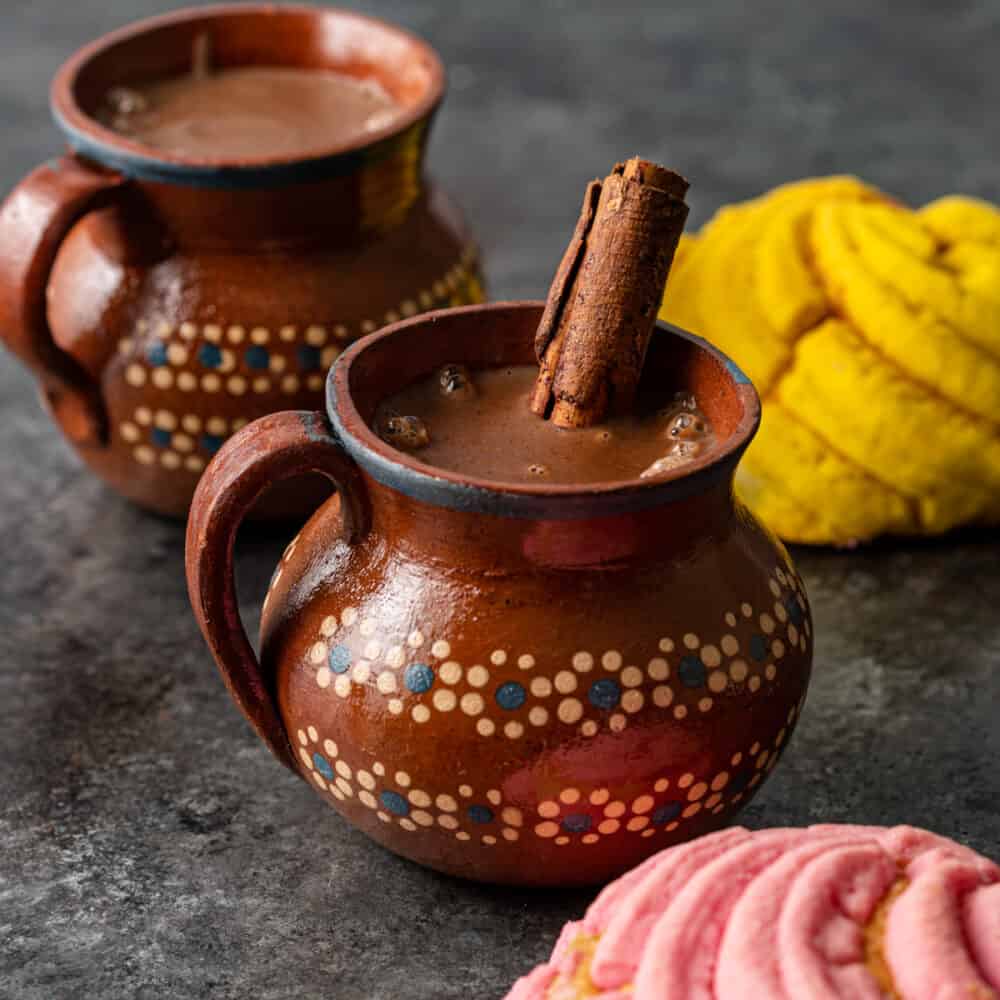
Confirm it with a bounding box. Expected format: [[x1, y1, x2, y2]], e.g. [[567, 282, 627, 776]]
[[531, 158, 689, 427]]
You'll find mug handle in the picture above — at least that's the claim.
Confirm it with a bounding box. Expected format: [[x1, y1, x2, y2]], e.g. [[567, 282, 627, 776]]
[[186, 410, 371, 772], [0, 156, 127, 445]]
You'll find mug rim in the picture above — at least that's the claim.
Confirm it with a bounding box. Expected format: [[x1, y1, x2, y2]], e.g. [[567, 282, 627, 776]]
[[327, 301, 762, 520], [49, 3, 445, 189]]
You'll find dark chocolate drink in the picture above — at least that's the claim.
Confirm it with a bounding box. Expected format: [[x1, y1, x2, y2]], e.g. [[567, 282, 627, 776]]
[[99, 67, 399, 158], [374, 365, 714, 484]]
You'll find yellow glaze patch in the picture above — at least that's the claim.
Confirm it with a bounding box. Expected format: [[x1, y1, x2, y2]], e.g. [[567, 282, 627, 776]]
[[661, 176, 1000, 545]]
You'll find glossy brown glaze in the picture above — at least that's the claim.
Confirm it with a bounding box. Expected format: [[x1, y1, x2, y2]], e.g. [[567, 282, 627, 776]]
[[0, 5, 482, 517], [187, 303, 813, 886]]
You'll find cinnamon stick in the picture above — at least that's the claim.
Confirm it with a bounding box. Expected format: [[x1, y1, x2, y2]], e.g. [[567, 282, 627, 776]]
[[530, 158, 689, 427]]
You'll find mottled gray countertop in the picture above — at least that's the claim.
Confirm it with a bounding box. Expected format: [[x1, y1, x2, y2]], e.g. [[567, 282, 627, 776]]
[[1, 1, 998, 997]]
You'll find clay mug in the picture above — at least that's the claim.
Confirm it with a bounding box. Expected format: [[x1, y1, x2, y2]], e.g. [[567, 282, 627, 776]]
[[186, 302, 813, 886], [0, 4, 482, 517]]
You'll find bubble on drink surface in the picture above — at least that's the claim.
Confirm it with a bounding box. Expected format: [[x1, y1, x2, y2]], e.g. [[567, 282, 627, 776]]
[[666, 411, 708, 441], [438, 364, 476, 400], [105, 87, 148, 116], [378, 413, 430, 451], [672, 391, 697, 411], [640, 440, 705, 479], [528, 463, 550, 477], [594, 429, 614, 444]]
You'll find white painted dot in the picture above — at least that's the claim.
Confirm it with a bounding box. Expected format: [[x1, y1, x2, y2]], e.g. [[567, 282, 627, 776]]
[[431, 640, 451, 659], [439, 661, 463, 685], [334, 675, 351, 697], [460, 693, 484, 716], [432, 689, 457, 712], [528, 706, 548, 726], [554, 670, 577, 693], [466, 665, 489, 688], [518, 654, 535, 670], [407, 630, 424, 648], [490, 649, 507, 666], [315, 667, 331, 689], [602, 651, 622, 671], [572, 651, 594, 672], [476, 718, 495, 736], [530, 676, 552, 698], [647, 657, 669, 681], [621, 690, 644, 713], [504, 721, 523, 739], [341, 607, 358, 626], [558, 698, 583, 724], [621, 666, 643, 688], [309, 642, 327, 664], [412, 705, 431, 723]]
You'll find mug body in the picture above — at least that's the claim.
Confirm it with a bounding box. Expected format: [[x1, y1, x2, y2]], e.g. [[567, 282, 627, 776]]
[[259, 303, 812, 885], [1, 5, 482, 517]]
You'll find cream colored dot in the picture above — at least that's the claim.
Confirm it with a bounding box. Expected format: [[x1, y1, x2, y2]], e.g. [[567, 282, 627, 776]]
[[411, 704, 431, 723], [431, 640, 451, 659], [490, 649, 507, 665], [134, 445, 155, 465], [627, 816, 650, 832], [388, 698, 404, 715], [459, 692, 484, 716], [361, 639, 382, 660], [554, 670, 577, 694], [697, 697, 713, 713], [407, 789, 431, 808], [653, 685, 673, 708], [517, 654, 535, 671], [654, 778, 670, 793], [401, 299, 419, 318], [281, 373, 300, 393], [683, 633, 700, 650], [278, 324, 296, 342], [305, 325, 327, 346], [173, 433, 194, 453], [749, 675, 762, 693], [152, 409, 175, 431], [372, 762, 385, 776], [483, 830, 497, 843], [226, 374, 248, 395], [725, 612, 737, 627], [708, 671, 728, 694], [382, 645, 404, 668], [525, 704, 547, 726], [179, 322, 197, 340], [332, 324, 349, 341], [315, 666, 332, 689], [436, 814, 458, 830], [165, 343, 188, 367], [312, 772, 328, 791], [160, 451, 181, 469], [659, 637, 675, 653], [759, 613, 775, 634], [729, 659, 749, 683], [356, 790, 375, 809], [604, 800, 626, 818], [432, 689, 457, 712], [609, 713, 627, 732], [304, 373, 323, 391], [647, 658, 669, 681], [152, 368, 174, 389], [705, 794, 722, 810], [393, 771, 412, 788], [742, 603, 753, 617], [682, 802, 702, 818], [535, 821, 559, 838], [476, 718, 495, 736], [598, 819, 620, 835], [298, 746, 313, 769], [399, 818, 416, 831], [462, 665, 488, 690], [582, 833, 600, 845], [701, 645, 722, 668], [769, 579, 782, 597], [775, 728, 787, 747], [774, 601, 788, 624], [620, 690, 643, 714], [120, 422, 140, 443], [721, 635, 740, 657], [339, 607, 357, 627], [297, 729, 309, 746], [384, 310, 399, 324], [269, 354, 287, 373], [134, 407, 152, 425], [201, 324, 221, 342], [620, 666, 642, 688], [686, 782, 707, 801], [497, 807, 522, 829], [537, 800, 560, 819], [406, 629, 424, 648], [580, 720, 598, 737], [376, 672, 397, 694], [355, 619, 374, 638], [439, 661, 463, 685], [455, 830, 470, 841], [330, 787, 345, 801], [184, 455, 205, 472], [757, 751, 770, 769], [558, 788, 580, 806], [309, 642, 327, 665], [201, 373, 221, 392], [572, 651, 594, 672], [765, 664, 777, 681], [502, 827, 519, 842], [125, 364, 147, 387], [360, 319, 376, 334], [201, 416, 223, 435], [318, 615, 338, 637], [788, 623, 799, 646], [602, 650, 622, 671], [630, 794, 654, 814], [558, 698, 583, 724], [530, 676, 552, 698], [504, 721, 523, 739]]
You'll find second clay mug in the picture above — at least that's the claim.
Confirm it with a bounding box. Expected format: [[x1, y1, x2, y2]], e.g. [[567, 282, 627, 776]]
[[0, 5, 482, 517], [186, 302, 813, 886]]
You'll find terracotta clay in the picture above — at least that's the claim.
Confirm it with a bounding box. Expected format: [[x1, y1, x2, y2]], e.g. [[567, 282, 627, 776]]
[[0, 5, 482, 517], [186, 303, 813, 886]]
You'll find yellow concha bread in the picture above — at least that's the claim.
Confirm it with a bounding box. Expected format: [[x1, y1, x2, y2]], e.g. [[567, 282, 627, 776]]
[[660, 176, 1000, 545]]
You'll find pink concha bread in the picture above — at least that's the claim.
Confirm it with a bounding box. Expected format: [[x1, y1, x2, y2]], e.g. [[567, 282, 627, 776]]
[[505, 824, 1000, 999]]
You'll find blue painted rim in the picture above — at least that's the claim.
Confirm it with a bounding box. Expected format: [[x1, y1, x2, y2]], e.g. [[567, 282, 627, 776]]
[[325, 302, 761, 521]]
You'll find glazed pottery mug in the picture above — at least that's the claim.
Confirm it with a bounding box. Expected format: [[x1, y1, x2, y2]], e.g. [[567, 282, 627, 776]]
[[186, 302, 813, 886], [0, 4, 481, 517]]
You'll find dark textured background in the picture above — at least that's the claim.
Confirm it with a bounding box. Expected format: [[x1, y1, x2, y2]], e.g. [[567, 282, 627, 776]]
[[1, 2, 998, 997]]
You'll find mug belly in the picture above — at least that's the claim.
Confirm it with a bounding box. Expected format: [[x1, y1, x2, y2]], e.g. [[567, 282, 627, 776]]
[[263, 504, 812, 886]]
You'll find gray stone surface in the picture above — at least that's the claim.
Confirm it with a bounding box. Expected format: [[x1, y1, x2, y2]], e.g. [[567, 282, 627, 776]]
[[1, 1, 998, 997]]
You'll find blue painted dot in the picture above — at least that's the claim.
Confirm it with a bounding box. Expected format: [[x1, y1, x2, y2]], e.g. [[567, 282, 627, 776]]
[[328, 645, 352, 674], [198, 343, 223, 368], [588, 678, 622, 710], [679, 655, 707, 688], [651, 801, 682, 825], [495, 682, 526, 711], [380, 790, 410, 816], [147, 342, 168, 366], [784, 594, 804, 626], [245, 345, 270, 370], [749, 634, 768, 662], [404, 663, 435, 693], [150, 427, 172, 448], [200, 433, 224, 455], [562, 814, 592, 833], [297, 345, 322, 370], [467, 804, 494, 824], [312, 753, 334, 780]]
